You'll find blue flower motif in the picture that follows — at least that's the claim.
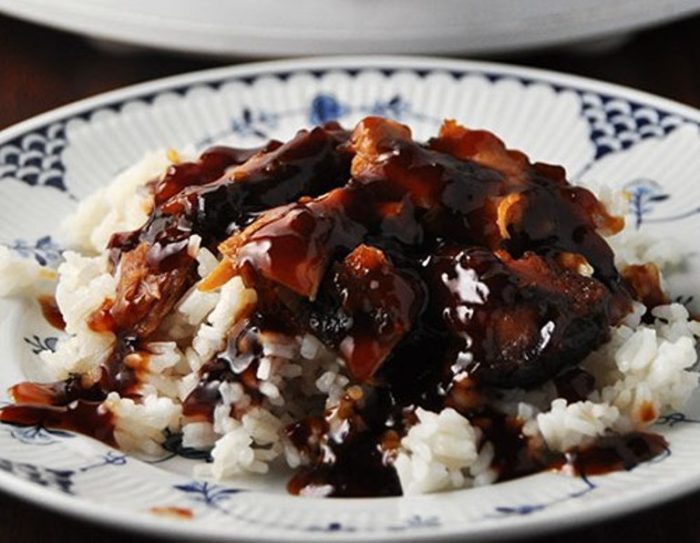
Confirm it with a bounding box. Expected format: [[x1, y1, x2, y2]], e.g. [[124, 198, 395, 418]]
[[307, 521, 356, 533], [9, 235, 63, 267], [309, 94, 347, 125], [494, 504, 546, 516], [490, 476, 596, 518], [8, 424, 74, 446], [620, 178, 700, 228], [369, 95, 410, 120], [230, 108, 279, 139], [174, 481, 242, 509], [0, 457, 74, 494], [388, 515, 442, 531], [79, 451, 127, 472], [656, 412, 700, 427], [24, 335, 58, 355], [624, 178, 670, 229]]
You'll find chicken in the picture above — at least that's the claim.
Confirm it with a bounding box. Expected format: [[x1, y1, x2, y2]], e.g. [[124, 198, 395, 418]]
[[105, 122, 351, 338], [425, 245, 611, 387]]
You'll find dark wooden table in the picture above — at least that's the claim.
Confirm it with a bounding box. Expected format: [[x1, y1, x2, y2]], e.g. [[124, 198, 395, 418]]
[[2, 11, 700, 543]]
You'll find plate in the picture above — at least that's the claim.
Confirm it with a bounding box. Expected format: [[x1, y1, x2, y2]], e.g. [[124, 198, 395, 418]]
[[2, 57, 700, 542], [1, 0, 699, 57]]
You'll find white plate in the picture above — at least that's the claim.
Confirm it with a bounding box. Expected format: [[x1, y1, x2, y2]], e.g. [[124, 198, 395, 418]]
[[2, 57, 700, 542], [1, 0, 700, 57]]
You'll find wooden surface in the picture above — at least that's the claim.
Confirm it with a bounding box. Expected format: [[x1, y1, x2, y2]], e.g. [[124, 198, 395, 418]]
[[1, 11, 700, 543]]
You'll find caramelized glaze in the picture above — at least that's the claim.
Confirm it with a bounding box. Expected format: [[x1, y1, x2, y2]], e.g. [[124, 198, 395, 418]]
[[37, 295, 65, 331], [1, 117, 667, 499]]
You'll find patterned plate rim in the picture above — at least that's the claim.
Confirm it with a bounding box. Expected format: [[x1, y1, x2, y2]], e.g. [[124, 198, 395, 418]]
[[2, 55, 700, 542]]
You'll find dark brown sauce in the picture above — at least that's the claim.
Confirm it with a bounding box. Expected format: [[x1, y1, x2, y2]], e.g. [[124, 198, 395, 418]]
[[286, 429, 402, 497], [622, 263, 668, 311], [0, 401, 116, 445], [5, 117, 665, 498], [182, 320, 264, 420], [285, 390, 403, 497], [153, 145, 277, 206], [37, 295, 65, 331], [565, 432, 667, 476], [472, 411, 561, 481]]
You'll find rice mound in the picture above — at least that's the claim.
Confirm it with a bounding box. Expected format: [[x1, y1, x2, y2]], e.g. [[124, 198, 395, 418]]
[[3, 151, 699, 495]]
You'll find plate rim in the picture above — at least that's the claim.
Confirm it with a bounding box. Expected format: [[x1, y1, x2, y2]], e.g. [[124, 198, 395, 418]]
[[2, 55, 700, 541]]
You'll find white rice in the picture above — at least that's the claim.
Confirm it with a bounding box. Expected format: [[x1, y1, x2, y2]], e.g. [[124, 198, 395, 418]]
[[39, 251, 116, 380], [61, 149, 195, 253], [5, 150, 700, 497], [394, 407, 497, 495]]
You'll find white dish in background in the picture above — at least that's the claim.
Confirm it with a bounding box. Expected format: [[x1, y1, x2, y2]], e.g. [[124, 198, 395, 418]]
[[0, 0, 699, 57], [2, 56, 700, 541]]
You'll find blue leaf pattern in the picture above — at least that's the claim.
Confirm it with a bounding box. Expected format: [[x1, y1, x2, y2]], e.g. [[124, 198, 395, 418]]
[[622, 178, 700, 228], [174, 481, 242, 508], [491, 476, 596, 518], [8, 424, 75, 446], [24, 335, 58, 355], [9, 236, 63, 267]]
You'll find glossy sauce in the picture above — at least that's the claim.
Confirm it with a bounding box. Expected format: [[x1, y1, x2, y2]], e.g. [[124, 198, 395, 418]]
[[565, 432, 667, 476], [1, 117, 667, 498], [0, 400, 116, 445], [37, 295, 65, 331]]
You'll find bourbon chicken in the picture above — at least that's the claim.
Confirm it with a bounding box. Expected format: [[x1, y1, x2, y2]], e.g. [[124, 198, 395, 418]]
[[2, 116, 662, 499]]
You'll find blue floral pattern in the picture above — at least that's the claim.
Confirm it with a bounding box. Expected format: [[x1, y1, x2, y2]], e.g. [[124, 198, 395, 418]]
[[24, 335, 58, 355], [9, 425, 74, 446], [624, 178, 671, 228], [622, 178, 700, 228], [656, 412, 700, 426], [8, 235, 63, 267], [310, 94, 347, 125], [0, 457, 74, 494], [308, 93, 423, 126], [147, 430, 212, 463], [230, 108, 280, 139], [174, 479, 442, 534], [79, 452, 127, 472], [174, 481, 241, 508], [491, 476, 596, 518]]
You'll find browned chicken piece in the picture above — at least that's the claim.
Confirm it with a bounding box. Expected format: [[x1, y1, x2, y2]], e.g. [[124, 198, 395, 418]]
[[219, 182, 423, 299], [314, 244, 424, 382], [426, 245, 612, 387], [350, 116, 631, 321], [350, 117, 505, 245], [109, 242, 195, 336], [106, 123, 352, 338]]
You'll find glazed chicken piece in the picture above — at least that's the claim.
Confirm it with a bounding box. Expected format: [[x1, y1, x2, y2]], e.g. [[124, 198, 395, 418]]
[[351, 117, 630, 317], [217, 182, 423, 299], [307, 244, 424, 382], [106, 122, 351, 337], [426, 245, 612, 387]]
